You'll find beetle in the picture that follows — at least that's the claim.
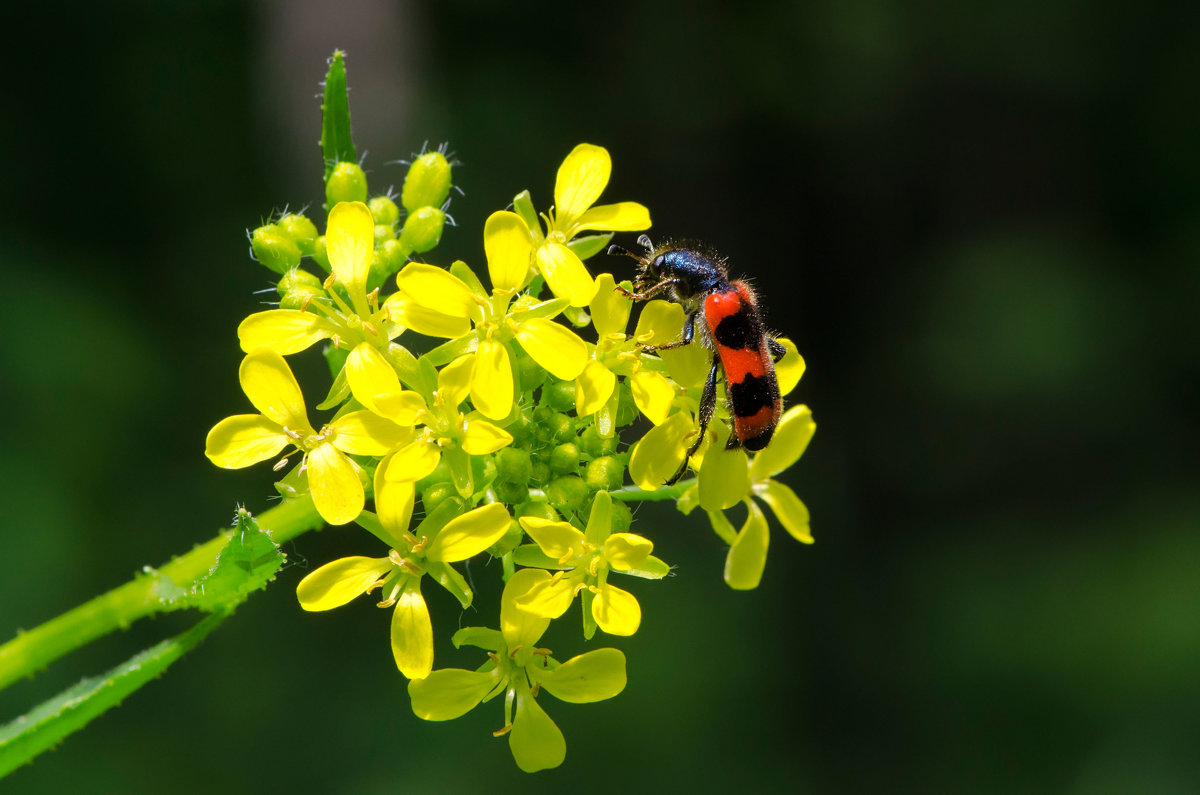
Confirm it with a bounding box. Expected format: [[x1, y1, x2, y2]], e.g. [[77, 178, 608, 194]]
[[609, 235, 786, 483]]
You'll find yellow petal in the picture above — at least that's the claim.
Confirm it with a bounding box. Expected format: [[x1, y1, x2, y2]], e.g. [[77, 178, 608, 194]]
[[296, 556, 391, 611], [238, 350, 312, 431], [470, 340, 514, 421], [437, 354, 475, 409], [591, 583, 641, 635], [379, 439, 441, 483], [501, 568, 552, 647], [535, 242, 597, 308], [374, 462, 415, 539], [590, 273, 631, 337], [395, 262, 478, 318], [518, 517, 586, 560], [572, 201, 651, 233], [755, 479, 813, 543], [425, 503, 512, 562], [391, 581, 434, 679], [633, 300, 708, 388], [775, 337, 806, 396], [724, 500, 770, 590], [603, 533, 653, 571], [514, 575, 576, 618], [749, 405, 815, 481], [326, 200, 374, 293], [330, 410, 413, 456], [305, 442, 364, 525], [345, 343, 427, 424], [205, 414, 289, 469], [554, 143, 611, 224], [628, 411, 694, 489], [484, 210, 534, 291], [408, 667, 499, 721], [509, 690, 566, 773], [461, 418, 513, 456], [514, 317, 588, 380], [536, 648, 626, 704], [237, 309, 334, 355], [630, 369, 676, 426], [574, 360, 617, 416], [382, 293, 472, 339], [698, 426, 751, 511]]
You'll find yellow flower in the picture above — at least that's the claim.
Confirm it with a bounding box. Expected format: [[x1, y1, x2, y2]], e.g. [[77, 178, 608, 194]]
[[296, 501, 514, 679], [372, 352, 515, 496], [483, 144, 651, 307], [236, 201, 402, 356], [511, 492, 668, 637], [204, 349, 411, 525], [385, 261, 589, 421]]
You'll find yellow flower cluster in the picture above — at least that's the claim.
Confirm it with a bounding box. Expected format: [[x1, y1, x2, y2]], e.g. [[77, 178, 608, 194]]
[[207, 143, 816, 771]]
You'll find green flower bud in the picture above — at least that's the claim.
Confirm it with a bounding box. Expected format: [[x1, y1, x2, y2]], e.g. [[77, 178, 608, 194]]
[[277, 213, 318, 254], [494, 479, 529, 505], [276, 267, 324, 297], [616, 383, 639, 426], [578, 425, 617, 457], [422, 482, 458, 515], [584, 456, 624, 492], [401, 151, 452, 212], [398, 206, 445, 254], [375, 239, 407, 279], [311, 236, 330, 271], [516, 354, 546, 392], [326, 161, 368, 205], [516, 501, 559, 522], [251, 224, 302, 274], [549, 443, 580, 475], [368, 195, 401, 227], [487, 519, 525, 557], [374, 223, 395, 243], [495, 448, 533, 484], [546, 475, 588, 513], [543, 380, 576, 412], [609, 499, 632, 535], [529, 460, 551, 486]]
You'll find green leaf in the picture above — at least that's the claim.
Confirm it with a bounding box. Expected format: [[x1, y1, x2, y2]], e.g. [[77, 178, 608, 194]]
[[0, 610, 228, 777], [566, 232, 613, 261], [321, 50, 357, 180], [165, 509, 285, 611]]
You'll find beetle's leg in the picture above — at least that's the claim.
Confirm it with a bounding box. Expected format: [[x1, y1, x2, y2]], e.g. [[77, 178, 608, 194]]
[[668, 359, 719, 484], [767, 337, 787, 362], [616, 277, 680, 302], [643, 309, 697, 353]]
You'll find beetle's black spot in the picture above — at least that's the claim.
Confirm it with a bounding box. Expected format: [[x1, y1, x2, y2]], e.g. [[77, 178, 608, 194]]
[[729, 373, 774, 417], [713, 310, 755, 350], [742, 426, 775, 451]]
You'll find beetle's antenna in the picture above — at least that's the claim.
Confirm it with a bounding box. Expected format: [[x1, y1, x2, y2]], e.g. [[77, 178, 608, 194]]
[[637, 234, 654, 251], [607, 244, 646, 265]]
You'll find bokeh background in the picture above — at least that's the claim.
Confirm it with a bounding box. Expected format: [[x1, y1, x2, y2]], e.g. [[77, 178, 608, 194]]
[[3, 1, 1198, 791]]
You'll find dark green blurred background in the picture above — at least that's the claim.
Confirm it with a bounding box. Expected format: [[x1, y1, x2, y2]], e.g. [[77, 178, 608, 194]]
[[3, 1, 1198, 792]]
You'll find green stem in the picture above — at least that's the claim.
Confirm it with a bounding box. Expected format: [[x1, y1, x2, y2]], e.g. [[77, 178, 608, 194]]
[[0, 497, 322, 693], [609, 478, 697, 503]]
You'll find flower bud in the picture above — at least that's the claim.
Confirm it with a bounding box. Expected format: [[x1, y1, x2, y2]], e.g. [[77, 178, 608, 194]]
[[375, 239, 407, 278], [543, 380, 576, 412], [616, 383, 639, 426], [401, 151, 452, 212], [549, 443, 580, 474], [422, 482, 457, 515], [609, 499, 633, 534], [375, 223, 395, 243], [584, 456, 624, 492], [546, 475, 588, 512], [579, 425, 617, 457], [529, 460, 551, 486], [368, 195, 401, 227], [516, 501, 559, 522], [311, 236, 330, 271], [398, 206, 445, 254], [516, 355, 546, 392], [496, 448, 533, 484], [276, 267, 324, 297], [251, 224, 302, 274], [326, 161, 368, 205], [277, 213, 318, 254], [487, 519, 525, 557], [494, 479, 529, 505]]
